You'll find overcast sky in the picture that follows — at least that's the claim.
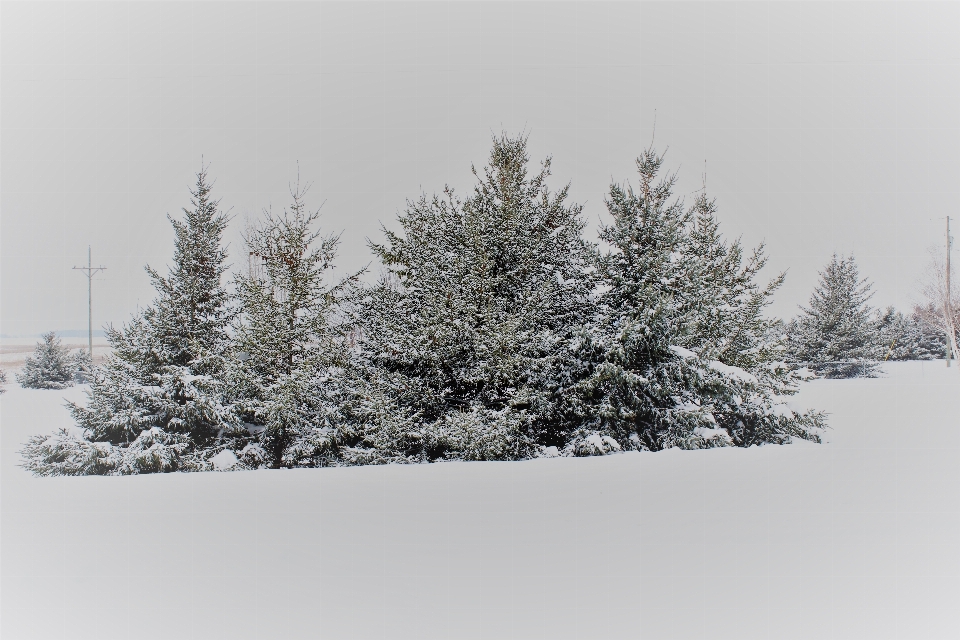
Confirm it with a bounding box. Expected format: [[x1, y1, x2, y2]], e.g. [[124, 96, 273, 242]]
[[2, 1, 959, 336]]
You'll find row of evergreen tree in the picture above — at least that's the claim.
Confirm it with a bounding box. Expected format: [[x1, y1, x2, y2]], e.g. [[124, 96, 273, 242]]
[[22, 135, 832, 475], [785, 254, 946, 378]]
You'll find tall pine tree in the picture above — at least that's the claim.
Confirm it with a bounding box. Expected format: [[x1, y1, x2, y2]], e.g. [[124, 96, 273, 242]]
[[577, 147, 824, 451], [61, 166, 236, 468], [350, 133, 597, 461], [787, 254, 878, 378], [229, 179, 360, 468]]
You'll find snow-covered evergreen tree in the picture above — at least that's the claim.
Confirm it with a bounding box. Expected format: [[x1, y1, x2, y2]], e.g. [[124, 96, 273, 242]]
[[23, 166, 238, 476], [576, 147, 825, 451], [787, 254, 879, 378], [0, 368, 8, 393], [350, 133, 597, 461], [675, 194, 787, 368], [16, 332, 77, 389], [229, 179, 360, 468], [21, 144, 836, 475], [910, 303, 951, 359], [873, 306, 942, 361], [71, 349, 93, 383]]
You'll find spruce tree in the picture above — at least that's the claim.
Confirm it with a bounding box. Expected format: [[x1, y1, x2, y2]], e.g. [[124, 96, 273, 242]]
[[229, 179, 360, 468], [351, 133, 597, 461], [576, 147, 699, 451], [577, 147, 825, 451], [874, 307, 943, 361], [71, 349, 93, 383], [909, 303, 950, 359], [16, 332, 77, 389], [58, 166, 236, 469], [787, 254, 878, 378], [676, 193, 786, 368], [874, 306, 943, 361]]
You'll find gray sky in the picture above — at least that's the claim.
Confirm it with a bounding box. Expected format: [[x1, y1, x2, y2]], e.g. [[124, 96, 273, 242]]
[[2, 1, 958, 336]]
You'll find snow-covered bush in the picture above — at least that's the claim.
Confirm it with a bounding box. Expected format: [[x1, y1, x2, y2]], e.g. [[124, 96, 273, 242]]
[[20, 427, 203, 476], [426, 407, 539, 462], [566, 432, 622, 457], [16, 332, 78, 389], [20, 429, 119, 476]]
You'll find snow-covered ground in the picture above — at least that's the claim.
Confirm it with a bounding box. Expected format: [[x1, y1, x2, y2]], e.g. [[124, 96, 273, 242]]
[[2, 361, 958, 640]]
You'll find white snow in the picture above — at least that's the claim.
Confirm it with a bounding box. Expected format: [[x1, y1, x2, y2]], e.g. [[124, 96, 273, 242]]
[[708, 359, 759, 384], [583, 433, 621, 454], [694, 425, 731, 442], [2, 360, 959, 639], [244, 422, 266, 435], [668, 345, 698, 359], [210, 449, 237, 470]]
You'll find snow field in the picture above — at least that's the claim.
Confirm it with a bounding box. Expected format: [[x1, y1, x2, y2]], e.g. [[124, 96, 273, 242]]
[[2, 361, 958, 640]]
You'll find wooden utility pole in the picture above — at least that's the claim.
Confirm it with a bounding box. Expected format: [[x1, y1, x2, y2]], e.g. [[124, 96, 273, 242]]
[[73, 246, 107, 358]]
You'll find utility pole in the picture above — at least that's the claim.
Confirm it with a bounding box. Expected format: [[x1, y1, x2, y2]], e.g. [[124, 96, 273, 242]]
[[73, 246, 107, 359]]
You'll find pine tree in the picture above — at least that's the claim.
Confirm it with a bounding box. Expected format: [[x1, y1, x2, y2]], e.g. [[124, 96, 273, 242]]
[[0, 368, 8, 393], [71, 349, 93, 383], [873, 306, 942, 361], [230, 178, 360, 468], [62, 166, 236, 465], [576, 147, 699, 451], [16, 332, 77, 389], [577, 147, 825, 451], [351, 133, 597, 461], [787, 254, 879, 378], [676, 193, 786, 368], [675, 191, 822, 446]]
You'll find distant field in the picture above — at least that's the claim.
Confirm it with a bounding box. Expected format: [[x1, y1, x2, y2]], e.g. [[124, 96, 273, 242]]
[[0, 337, 112, 370]]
